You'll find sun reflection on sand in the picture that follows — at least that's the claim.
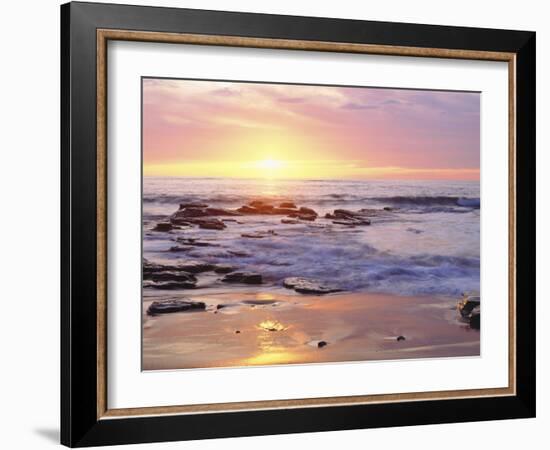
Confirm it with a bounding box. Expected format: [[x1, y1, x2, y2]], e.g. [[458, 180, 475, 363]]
[[247, 319, 300, 365], [255, 293, 277, 301], [245, 350, 300, 366], [257, 319, 287, 332]]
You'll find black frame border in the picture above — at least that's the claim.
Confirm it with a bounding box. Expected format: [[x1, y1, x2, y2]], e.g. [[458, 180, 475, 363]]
[[61, 2, 535, 447]]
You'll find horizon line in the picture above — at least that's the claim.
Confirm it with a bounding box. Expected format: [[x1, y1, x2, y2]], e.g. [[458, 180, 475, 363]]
[[142, 175, 480, 183]]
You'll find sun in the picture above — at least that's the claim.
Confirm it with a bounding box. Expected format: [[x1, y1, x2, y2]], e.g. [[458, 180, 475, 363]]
[[257, 158, 283, 170], [253, 158, 286, 179]]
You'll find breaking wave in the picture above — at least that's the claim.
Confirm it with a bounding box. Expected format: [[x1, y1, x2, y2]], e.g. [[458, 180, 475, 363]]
[[368, 195, 480, 209]]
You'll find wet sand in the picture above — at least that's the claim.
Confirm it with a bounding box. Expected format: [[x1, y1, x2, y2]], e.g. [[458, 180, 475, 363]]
[[142, 289, 479, 370]]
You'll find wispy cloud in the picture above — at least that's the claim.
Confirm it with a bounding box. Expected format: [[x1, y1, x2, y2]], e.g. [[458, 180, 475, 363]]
[[142, 79, 480, 179]]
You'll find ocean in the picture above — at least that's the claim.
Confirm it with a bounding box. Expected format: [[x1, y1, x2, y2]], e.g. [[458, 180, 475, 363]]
[[143, 177, 480, 297]]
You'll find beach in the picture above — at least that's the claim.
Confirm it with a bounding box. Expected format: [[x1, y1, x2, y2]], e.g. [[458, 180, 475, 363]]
[[143, 289, 479, 370], [142, 177, 480, 370]]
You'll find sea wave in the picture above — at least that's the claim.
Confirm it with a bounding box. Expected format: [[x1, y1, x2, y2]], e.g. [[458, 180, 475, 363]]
[[368, 195, 480, 209], [144, 193, 480, 210]]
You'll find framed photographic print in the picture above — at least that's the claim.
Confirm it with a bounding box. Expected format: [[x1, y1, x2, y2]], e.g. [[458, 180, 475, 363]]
[[61, 1, 536, 447]]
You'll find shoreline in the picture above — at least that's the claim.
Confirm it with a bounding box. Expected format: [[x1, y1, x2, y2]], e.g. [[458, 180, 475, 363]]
[[143, 289, 479, 371]]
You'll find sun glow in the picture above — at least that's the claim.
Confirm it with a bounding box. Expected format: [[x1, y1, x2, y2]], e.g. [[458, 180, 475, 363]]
[[253, 158, 286, 178], [257, 159, 282, 170]]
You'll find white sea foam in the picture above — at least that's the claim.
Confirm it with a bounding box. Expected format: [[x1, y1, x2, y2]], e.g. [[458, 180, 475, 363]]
[[143, 177, 480, 297]]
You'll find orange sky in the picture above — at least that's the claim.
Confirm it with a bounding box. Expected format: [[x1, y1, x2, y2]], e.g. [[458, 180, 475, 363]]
[[142, 78, 480, 180]]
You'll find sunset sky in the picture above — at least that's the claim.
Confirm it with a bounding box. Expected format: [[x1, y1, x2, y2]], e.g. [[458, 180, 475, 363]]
[[142, 78, 480, 180]]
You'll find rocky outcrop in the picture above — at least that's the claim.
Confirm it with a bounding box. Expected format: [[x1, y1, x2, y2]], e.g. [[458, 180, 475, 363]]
[[221, 272, 263, 284], [457, 293, 480, 318], [457, 292, 480, 329], [143, 280, 197, 290], [197, 218, 227, 230], [152, 222, 173, 232], [283, 277, 341, 294], [204, 207, 242, 216], [179, 203, 208, 209], [143, 259, 214, 276], [236, 205, 259, 214], [325, 209, 371, 226], [144, 271, 197, 283], [171, 206, 240, 227], [241, 230, 277, 239], [241, 232, 266, 239], [168, 246, 192, 253], [236, 201, 315, 218], [175, 237, 219, 247], [177, 261, 216, 273], [469, 306, 480, 329], [279, 202, 297, 209], [147, 299, 205, 315], [143, 261, 202, 288], [213, 264, 236, 274]]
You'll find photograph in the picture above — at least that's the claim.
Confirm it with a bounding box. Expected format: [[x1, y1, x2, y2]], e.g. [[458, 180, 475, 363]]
[[141, 78, 482, 370]]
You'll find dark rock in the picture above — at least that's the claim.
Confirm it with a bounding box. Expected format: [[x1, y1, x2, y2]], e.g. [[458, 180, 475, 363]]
[[168, 246, 193, 252], [457, 293, 480, 318], [358, 208, 384, 216], [236, 201, 300, 215], [271, 207, 299, 215], [177, 207, 209, 218], [204, 207, 242, 216], [144, 271, 197, 283], [214, 265, 236, 274], [317, 340, 328, 348], [281, 219, 299, 224], [396, 335, 406, 341], [152, 222, 173, 232], [333, 218, 370, 226], [288, 212, 316, 221], [227, 250, 251, 258], [198, 219, 226, 230], [170, 217, 193, 226], [469, 306, 480, 329], [179, 203, 208, 210], [279, 202, 297, 209], [144, 260, 190, 274], [143, 260, 167, 274], [249, 200, 270, 209], [333, 209, 356, 218], [177, 261, 216, 273], [243, 201, 275, 214], [241, 230, 277, 238], [235, 330, 241, 334], [175, 238, 219, 247], [327, 209, 371, 225], [147, 299, 205, 315], [283, 277, 341, 294], [236, 205, 261, 214], [222, 272, 263, 284], [241, 232, 266, 239], [332, 220, 356, 226], [383, 206, 393, 211], [143, 280, 197, 290], [299, 206, 318, 216]]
